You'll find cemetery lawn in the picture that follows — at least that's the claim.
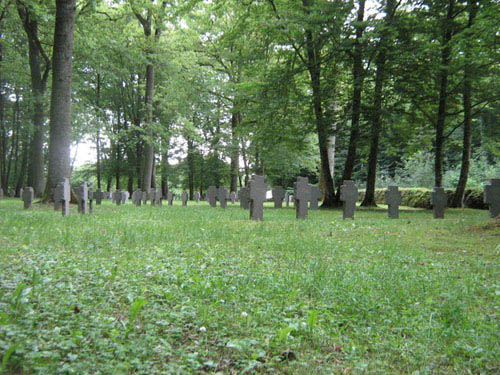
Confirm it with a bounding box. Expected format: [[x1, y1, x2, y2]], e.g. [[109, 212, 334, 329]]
[[1, 200, 499, 375]]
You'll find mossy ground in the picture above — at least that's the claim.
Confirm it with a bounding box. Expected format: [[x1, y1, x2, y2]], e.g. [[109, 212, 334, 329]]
[[0, 199, 499, 374]]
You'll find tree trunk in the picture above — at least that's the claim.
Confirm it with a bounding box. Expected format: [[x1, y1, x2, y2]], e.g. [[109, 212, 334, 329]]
[[434, 0, 454, 188], [142, 64, 155, 192], [337, 0, 366, 204], [161, 148, 169, 196], [45, 0, 76, 199], [361, 56, 386, 206], [241, 139, 249, 186], [96, 74, 102, 189], [15, 137, 29, 194], [230, 110, 240, 192], [303, 27, 336, 207], [187, 136, 195, 199], [451, 0, 477, 207], [18, 4, 50, 197]]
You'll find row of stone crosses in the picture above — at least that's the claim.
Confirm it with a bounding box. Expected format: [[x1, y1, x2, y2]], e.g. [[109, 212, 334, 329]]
[[7, 176, 500, 221]]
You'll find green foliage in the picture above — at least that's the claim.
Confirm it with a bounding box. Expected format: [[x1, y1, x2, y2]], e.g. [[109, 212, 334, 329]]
[[0, 199, 499, 373]]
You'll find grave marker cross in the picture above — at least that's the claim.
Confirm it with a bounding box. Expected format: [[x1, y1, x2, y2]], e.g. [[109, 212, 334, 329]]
[[95, 188, 104, 205], [218, 186, 228, 209], [22, 187, 34, 209], [294, 177, 310, 219], [249, 175, 267, 220], [431, 186, 447, 219], [272, 186, 285, 209], [484, 178, 500, 218], [55, 178, 71, 216], [76, 182, 89, 214], [385, 185, 402, 219], [207, 186, 217, 207], [239, 187, 250, 210], [340, 180, 358, 219], [181, 191, 188, 206], [309, 186, 321, 210]]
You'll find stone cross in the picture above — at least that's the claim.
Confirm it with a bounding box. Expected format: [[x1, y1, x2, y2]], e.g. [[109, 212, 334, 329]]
[[249, 175, 267, 220], [484, 178, 500, 218], [167, 191, 174, 206], [230, 191, 236, 204], [95, 189, 104, 205], [207, 186, 217, 207], [113, 190, 122, 206], [54, 178, 70, 216], [218, 186, 228, 209], [431, 186, 447, 219], [272, 186, 285, 209], [88, 183, 94, 214], [309, 186, 321, 210], [294, 177, 310, 219], [340, 180, 358, 219], [0, 187, 3, 200], [132, 189, 141, 206], [385, 185, 402, 219], [76, 182, 89, 214], [122, 191, 129, 204], [195, 191, 200, 203], [156, 189, 163, 206], [239, 187, 250, 210], [22, 187, 34, 209], [181, 191, 188, 206]]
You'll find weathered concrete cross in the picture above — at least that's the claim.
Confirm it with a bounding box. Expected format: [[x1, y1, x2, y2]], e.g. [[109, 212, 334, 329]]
[[385, 185, 402, 219], [22, 187, 34, 210], [218, 186, 228, 209], [431, 186, 447, 219], [309, 185, 321, 210], [484, 178, 500, 218], [340, 180, 358, 219], [249, 175, 267, 220], [294, 177, 310, 219], [272, 186, 285, 209], [76, 182, 89, 214], [207, 186, 217, 207]]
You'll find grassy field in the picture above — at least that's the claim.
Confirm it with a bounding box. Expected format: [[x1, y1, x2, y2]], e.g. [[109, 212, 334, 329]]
[[0, 198, 499, 374]]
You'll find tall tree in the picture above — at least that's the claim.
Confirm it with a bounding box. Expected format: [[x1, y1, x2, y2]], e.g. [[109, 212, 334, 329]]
[[17, 1, 51, 197], [45, 0, 77, 197], [131, 0, 166, 193]]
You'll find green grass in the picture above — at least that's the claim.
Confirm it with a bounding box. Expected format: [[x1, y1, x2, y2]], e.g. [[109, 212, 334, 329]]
[[0, 198, 499, 374]]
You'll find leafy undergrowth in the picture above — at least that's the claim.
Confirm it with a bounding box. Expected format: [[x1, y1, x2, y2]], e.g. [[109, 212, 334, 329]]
[[0, 199, 499, 374]]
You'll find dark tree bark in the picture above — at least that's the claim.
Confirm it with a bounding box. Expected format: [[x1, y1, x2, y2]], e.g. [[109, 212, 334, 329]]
[[133, 4, 165, 193], [241, 139, 249, 186], [15, 137, 29, 194], [302, 0, 336, 207], [361, 0, 396, 207], [230, 110, 240, 193], [161, 148, 169, 196], [187, 136, 195, 199], [18, 3, 51, 197], [337, 0, 366, 204], [95, 73, 102, 189], [451, 0, 477, 207], [434, 0, 455, 187], [45, 0, 77, 199]]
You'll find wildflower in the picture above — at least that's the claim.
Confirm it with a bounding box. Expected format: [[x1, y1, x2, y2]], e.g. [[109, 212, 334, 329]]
[[199, 326, 207, 332], [241, 311, 248, 318]]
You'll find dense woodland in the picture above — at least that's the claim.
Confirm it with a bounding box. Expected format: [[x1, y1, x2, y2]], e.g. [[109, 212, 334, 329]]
[[0, 0, 499, 207]]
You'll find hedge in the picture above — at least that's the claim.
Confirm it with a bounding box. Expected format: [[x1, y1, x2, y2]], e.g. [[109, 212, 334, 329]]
[[358, 188, 487, 210]]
